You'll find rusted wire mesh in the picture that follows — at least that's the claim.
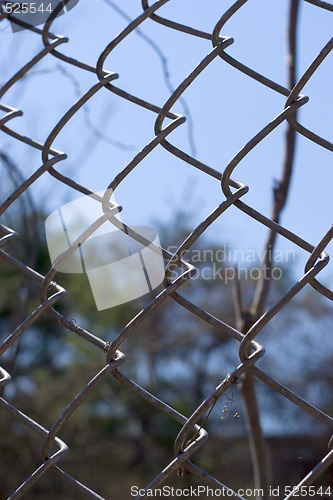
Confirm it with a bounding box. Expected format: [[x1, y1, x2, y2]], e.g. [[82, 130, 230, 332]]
[[0, 0, 333, 499]]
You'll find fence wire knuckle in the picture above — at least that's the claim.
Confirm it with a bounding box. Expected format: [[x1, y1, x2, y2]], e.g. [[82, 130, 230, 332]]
[[0, 0, 332, 498]]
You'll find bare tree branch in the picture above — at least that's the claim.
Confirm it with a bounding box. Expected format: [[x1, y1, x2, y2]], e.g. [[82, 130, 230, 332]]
[[251, 0, 300, 318], [236, 2, 301, 498]]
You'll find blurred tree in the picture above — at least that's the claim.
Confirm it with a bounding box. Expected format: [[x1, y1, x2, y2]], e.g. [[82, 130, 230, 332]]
[[0, 192, 332, 499]]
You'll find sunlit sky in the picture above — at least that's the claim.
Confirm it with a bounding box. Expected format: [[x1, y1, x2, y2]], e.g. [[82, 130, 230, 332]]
[[1, 0, 332, 288]]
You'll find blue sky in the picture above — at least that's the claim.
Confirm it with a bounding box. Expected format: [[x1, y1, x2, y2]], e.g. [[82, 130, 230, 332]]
[[1, 0, 332, 287]]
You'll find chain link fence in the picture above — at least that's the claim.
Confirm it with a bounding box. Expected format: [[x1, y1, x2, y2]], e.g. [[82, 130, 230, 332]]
[[0, 0, 333, 499]]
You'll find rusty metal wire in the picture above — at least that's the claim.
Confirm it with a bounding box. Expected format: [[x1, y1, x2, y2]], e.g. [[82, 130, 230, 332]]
[[0, 0, 332, 499]]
